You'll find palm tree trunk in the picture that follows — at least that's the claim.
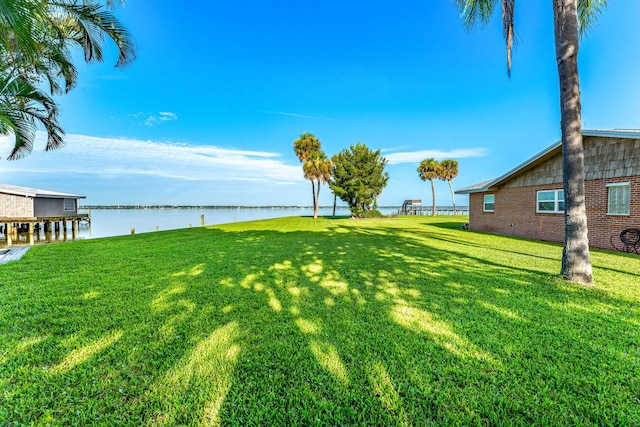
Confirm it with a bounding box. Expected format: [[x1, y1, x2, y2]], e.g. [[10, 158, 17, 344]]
[[311, 181, 316, 211], [554, 0, 593, 284], [447, 179, 456, 215], [430, 179, 436, 216], [314, 181, 321, 219], [333, 193, 337, 217]]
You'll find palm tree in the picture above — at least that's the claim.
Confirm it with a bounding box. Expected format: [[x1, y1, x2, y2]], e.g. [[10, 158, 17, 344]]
[[440, 159, 459, 215], [293, 133, 322, 208], [418, 158, 441, 217], [456, 0, 604, 284], [0, 0, 136, 159], [303, 151, 333, 219]]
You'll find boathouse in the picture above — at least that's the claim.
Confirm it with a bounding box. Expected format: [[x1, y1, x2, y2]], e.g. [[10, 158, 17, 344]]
[[0, 184, 89, 246]]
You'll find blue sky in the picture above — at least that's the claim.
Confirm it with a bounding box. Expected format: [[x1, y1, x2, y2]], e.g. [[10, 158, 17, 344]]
[[2, 1, 640, 206]]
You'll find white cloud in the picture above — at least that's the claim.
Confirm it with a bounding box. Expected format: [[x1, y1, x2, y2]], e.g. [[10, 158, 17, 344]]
[[0, 132, 303, 184], [384, 148, 488, 165], [158, 112, 178, 120], [127, 111, 179, 126]]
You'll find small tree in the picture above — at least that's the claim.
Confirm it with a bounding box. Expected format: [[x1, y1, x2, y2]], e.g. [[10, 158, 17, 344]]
[[293, 133, 322, 208], [439, 159, 459, 215], [330, 143, 389, 218], [418, 158, 442, 216], [303, 151, 333, 219]]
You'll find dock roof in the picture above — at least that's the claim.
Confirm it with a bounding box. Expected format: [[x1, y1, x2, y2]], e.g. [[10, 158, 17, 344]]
[[0, 184, 85, 199]]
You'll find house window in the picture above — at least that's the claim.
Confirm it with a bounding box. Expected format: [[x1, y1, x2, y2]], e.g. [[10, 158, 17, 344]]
[[483, 194, 494, 212], [63, 198, 75, 212], [537, 190, 564, 213], [607, 183, 630, 215]]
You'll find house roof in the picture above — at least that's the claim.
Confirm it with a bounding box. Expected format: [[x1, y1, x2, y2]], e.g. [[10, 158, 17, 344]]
[[455, 129, 640, 195], [0, 184, 85, 199]]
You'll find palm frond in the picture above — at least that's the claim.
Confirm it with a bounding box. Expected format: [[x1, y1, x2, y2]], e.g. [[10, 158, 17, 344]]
[[48, 0, 136, 67], [0, 74, 64, 160], [577, 0, 607, 35], [502, 0, 515, 77], [0, 0, 49, 63], [456, 0, 496, 29]]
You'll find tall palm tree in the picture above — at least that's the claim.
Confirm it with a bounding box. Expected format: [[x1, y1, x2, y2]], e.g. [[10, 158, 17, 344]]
[[0, 0, 136, 159], [440, 159, 459, 215], [418, 158, 441, 217], [456, 0, 605, 284], [293, 133, 322, 208], [303, 150, 333, 219]]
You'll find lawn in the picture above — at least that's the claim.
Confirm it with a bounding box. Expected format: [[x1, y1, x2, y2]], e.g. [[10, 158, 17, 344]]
[[1, 216, 639, 426]]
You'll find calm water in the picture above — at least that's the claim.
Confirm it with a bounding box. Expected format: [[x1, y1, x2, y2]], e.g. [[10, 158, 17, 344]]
[[81, 207, 359, 239]]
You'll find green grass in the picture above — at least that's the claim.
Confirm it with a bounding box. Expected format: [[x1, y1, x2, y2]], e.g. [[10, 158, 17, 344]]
[[1, 216, 639, 426]]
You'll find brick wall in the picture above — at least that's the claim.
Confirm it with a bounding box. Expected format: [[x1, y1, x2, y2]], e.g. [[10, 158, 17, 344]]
[[469, 176, 640, 250], [469, 187, 564, 243], [586, 176, 640, 249]]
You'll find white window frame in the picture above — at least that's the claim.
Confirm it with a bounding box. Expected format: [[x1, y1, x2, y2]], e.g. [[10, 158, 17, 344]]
[[63, 198, 76, 212], [607, 182, 631, 216], [483, 194, 495, 212], [536, 189, 564, 214]]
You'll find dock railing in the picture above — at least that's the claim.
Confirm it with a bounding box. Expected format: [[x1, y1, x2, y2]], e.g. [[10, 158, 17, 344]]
[[396, 205, 469, 216]]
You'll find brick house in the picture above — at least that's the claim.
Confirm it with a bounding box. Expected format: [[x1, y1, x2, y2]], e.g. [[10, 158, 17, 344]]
[[455, 129, 640, 250]]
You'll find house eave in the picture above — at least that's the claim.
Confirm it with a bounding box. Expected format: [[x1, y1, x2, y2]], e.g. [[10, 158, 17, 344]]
[[455, 129, 640, 195]]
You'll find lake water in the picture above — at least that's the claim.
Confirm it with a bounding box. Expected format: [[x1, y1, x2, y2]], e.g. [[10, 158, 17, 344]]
[[81, 207, 360, 239]]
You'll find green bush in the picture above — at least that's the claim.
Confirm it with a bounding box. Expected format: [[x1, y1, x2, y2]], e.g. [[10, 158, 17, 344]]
[[362, 209, 385, 218]]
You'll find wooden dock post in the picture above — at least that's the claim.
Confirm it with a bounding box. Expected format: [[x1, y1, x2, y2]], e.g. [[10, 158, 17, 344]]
[[201, 214, 205, 226], [6, 223, 12, 247], [28, 223, 34, 245]]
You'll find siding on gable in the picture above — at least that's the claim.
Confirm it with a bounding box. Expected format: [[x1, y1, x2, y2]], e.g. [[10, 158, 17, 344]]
[[583, 137, 640, 180], [503, 154, 563, 189], [502, 136, 640, 190]]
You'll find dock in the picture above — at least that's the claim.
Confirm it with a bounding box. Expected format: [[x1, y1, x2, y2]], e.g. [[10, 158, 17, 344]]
[[0, 214, 90, 247]]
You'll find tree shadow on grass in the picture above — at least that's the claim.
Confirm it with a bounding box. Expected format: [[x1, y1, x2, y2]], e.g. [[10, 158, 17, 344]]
[[424, 219, 640, 283], [0, 221, 639, 425]]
